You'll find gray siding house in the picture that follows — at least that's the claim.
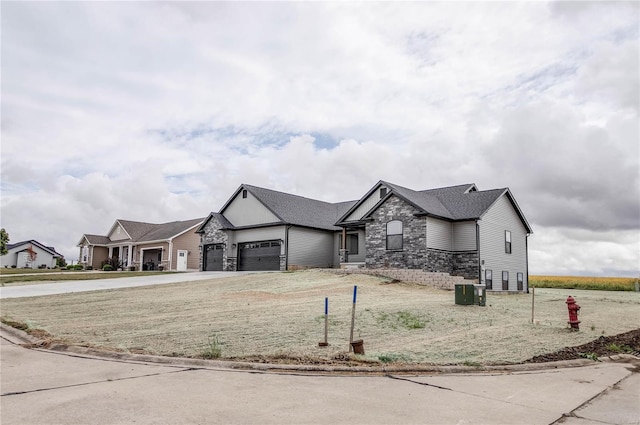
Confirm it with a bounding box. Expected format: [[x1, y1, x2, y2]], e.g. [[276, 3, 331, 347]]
[[197, 181, 532, 291], [1, 240, 63, 269]]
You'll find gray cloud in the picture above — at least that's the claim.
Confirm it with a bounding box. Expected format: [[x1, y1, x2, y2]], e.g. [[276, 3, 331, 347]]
[[1, 1, 638, 276]]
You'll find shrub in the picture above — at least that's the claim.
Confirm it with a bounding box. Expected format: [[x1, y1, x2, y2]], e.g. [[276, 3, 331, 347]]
[[101, 256, 122, 271], [11, 265, 16, 268], [86, 265, 93, 270], [202, 333, 223, 359], [103, 264, 113, 271]]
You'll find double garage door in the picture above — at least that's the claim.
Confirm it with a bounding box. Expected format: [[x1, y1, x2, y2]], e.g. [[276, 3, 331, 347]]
[[238, 240, 281, 271], [204, 241, 282, 271]]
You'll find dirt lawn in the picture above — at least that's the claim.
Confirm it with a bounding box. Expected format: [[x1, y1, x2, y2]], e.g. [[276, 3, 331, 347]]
[[2, 270, 639, 365]]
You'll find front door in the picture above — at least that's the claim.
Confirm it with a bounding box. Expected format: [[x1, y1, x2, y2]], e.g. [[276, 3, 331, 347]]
[[177, 250, 188, 271]]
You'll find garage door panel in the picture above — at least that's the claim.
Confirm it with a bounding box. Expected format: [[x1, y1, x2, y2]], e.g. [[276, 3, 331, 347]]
[[204, 244, 224, 271], [238, 241, 281, 271]]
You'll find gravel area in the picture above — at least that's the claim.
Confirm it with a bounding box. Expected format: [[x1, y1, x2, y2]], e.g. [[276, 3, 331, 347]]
[[1, 270, 639, 365]]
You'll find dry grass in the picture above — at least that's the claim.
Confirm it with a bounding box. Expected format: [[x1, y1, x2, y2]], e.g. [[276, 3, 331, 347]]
[[2, 270, 639, 365], [530, 275, 638, 291]]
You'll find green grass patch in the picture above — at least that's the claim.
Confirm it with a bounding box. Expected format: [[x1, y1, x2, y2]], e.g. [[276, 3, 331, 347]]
[[0, 268, 75, 275], [0, 271, 178, 286], [606, 343, 633, 353], [375, 310, 427, 330], [202, 333, 223, 359]]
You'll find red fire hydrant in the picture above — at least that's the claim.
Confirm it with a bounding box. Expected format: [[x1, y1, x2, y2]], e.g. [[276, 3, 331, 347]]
[[566, 296, 581, 330]]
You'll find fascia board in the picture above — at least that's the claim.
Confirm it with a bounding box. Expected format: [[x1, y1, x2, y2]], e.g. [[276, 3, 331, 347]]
[[107, 220, 133, 241], [478, 189, 533, 234], [170, 220, 205, 240], [360, 191, 427, 221], [335, 180, 385, 225]]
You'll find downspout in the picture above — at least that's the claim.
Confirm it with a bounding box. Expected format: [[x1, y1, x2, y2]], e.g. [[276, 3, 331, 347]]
[[476, 221, 481, 284], [284, 225, 291, 271], [525, 234, 530, 294]]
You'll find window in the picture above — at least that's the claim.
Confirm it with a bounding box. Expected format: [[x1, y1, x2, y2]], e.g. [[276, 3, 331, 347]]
[[485, 269, 492, 290], [242, 189, 247, 199], [517, 272, 524, 291], [386, 220, 403, 250], [340, 234, 359, 255], [505, 231, 512, 254], [502, 271, 509, 290], [157, 252, 162, 262], [380, 187, 388, 198]]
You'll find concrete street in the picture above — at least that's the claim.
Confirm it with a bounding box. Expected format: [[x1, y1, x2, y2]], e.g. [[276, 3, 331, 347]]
[[0, 271, 260, 299], [1, 329, 638, 425]]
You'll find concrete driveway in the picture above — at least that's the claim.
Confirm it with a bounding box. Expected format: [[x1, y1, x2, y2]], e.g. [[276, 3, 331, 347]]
[[1, 328, 638, 425], [0, 271, 259, 299]]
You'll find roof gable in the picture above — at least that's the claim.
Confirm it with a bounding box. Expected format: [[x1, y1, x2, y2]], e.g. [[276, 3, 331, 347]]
[[77, 234, 112, 246], [195, 212, 236, 233], [7, 240, 62, 257], [356, 181, 530, 232]]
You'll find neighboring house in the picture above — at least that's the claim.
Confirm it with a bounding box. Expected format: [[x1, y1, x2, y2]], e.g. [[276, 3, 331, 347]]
[[0, 240, 63, 269], [196, 181, 533, 291], [77, 218, 204, 271]]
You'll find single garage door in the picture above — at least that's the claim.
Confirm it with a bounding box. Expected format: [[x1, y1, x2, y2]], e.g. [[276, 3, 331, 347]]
[[238, 241, 281, 271], [203, 244, 224, 271]]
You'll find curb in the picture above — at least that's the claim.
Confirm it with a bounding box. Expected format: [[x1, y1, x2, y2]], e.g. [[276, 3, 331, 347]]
[[2, 323, 637, 375]]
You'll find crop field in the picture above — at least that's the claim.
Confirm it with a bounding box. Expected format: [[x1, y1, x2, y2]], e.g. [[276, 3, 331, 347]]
[[530, 275, 639, 291], [2, 270, 639, 365]]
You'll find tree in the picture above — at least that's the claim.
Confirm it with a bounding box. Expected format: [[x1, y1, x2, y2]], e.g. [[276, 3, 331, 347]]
[[0, 228, 9, 256], [26, 244, 37, 267]]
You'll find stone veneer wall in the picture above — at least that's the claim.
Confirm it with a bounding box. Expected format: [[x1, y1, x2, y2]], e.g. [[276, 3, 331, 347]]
[[452, 251, 479, 280], [365, 196, 427, 269], [199, 217, 229, 271], [424, 249, 453, 273], [225, 257, 237, 272]]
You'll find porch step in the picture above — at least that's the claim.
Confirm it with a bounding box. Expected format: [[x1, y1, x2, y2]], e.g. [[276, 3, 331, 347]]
[[333, 268, 474, 291]]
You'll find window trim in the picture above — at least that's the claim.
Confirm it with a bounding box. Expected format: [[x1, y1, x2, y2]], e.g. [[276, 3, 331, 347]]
[[242, 189, 248, 199], [502, 271, 509, 290], [517, 272, 524, 291], [505, 230, 512, 254], [485, 269, 493, 290], [386, 220, 403, 250]]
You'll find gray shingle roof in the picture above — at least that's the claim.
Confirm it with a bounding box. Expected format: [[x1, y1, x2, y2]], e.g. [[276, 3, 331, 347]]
[[195, 213, 236, 233], [362, 181, 507, 221], [83, 234, 111, 245], [134, 217, 205, 242], [242, 185, 357, 231], [7, 240, 63, 257], [80, 218, 204, 246]]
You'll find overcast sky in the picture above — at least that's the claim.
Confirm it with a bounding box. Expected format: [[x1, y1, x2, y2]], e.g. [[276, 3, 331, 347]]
[[1, 1, 638, 276]]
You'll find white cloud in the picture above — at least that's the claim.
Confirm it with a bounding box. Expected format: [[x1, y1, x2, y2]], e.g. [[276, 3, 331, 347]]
[[1, 1, 638, 276]]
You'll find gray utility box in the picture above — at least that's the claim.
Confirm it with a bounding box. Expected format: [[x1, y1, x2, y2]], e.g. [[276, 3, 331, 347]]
[[474, 284, 486, 306]]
